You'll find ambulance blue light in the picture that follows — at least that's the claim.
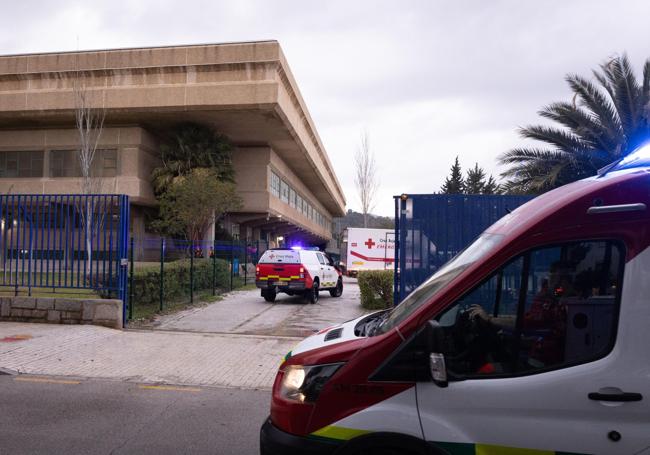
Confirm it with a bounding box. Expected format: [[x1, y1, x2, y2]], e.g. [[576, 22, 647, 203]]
[[612, 143, 650, 171], [291, 246, 303, 250]]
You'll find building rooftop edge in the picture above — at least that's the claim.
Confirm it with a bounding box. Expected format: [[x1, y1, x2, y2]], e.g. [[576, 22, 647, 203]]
[[0, 40, 279, 59]]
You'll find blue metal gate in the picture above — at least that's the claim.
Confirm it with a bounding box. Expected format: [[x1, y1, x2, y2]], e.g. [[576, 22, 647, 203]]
[[0, 194, 130, 321], [394, 194, 534, 303]]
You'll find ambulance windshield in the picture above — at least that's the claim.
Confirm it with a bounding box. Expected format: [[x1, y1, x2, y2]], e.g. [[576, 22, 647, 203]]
[[375, 233, 503, 335]]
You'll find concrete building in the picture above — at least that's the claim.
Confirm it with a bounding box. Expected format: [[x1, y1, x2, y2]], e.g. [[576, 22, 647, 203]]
[[0, 41, 346, 249]]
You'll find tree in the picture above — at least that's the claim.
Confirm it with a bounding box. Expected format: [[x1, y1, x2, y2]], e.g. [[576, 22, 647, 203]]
[[354, 131, 379, 228], [482, 176, 500, 195], [152, 123, 234, 196], [500, 54, 650, 194], [440, 156, 464, 194], [464, 163, 487, 194], [74, 71, 108, 276], [153, 169, 242, 243]]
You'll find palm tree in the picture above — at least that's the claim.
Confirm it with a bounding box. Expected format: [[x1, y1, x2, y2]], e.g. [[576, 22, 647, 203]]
[[152, 123, 234, 196], [500, 54, 650, 194]]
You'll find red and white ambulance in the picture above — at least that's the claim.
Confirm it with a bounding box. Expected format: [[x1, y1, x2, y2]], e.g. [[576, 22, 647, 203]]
[[256, 248, 343, 303], [260, 148, 650, 455]]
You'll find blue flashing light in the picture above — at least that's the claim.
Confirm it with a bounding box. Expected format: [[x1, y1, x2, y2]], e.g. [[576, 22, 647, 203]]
[[608, 143, 650, 173], [291, 246, 303, 250]]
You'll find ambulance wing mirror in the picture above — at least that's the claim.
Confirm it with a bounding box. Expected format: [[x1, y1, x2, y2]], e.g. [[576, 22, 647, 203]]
[[426, 320, 448, 388]]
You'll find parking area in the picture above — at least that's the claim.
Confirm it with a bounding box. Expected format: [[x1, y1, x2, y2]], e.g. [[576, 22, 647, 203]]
[[154, 277, 365, 337]]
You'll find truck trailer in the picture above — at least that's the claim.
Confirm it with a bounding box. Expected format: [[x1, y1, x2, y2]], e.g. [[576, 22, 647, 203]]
[[345, 227, 395, 276]]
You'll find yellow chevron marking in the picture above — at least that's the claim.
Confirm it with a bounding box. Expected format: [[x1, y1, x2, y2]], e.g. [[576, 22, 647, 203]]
[[259, 277, 269, 280], [311, 425, 372, 441]]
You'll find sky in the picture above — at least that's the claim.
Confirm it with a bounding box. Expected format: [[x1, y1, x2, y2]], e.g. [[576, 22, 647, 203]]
[[2, 0, 650, 216]]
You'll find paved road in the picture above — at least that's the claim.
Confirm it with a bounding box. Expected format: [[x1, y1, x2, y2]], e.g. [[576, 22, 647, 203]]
[[156, 277, 366, 337], [0, 375, 267, 454]]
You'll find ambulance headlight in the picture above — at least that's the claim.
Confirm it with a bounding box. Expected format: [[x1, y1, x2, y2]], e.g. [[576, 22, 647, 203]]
[[280, 363, 343, 403]]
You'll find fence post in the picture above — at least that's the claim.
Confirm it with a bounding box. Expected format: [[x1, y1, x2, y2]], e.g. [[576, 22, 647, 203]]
[[229, 238, 234, 291], [212, 239, 216, 296], [190, 240, 194, 304], [244, 242, 248, 286], [129, 237, 134, 320], [160, 238, 165, 312]]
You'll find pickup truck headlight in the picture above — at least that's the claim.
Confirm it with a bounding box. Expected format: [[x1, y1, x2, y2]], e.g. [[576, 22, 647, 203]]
[[280, 363, 343, 403]]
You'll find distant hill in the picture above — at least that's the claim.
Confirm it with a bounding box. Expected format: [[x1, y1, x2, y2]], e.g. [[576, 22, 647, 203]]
[[335, 210, 394, 230]]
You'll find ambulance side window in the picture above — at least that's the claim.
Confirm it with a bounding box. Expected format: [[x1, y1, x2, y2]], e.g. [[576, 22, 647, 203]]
[[435, 240, 623, 379]]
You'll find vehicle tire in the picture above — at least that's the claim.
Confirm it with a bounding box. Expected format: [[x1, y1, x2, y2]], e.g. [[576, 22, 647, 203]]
[[306, 280, 319, 304], [329, 278, 343, 297], [262, 289, 276, 302]]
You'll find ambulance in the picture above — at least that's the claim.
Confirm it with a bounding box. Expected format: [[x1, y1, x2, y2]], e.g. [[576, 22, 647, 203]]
[[260, 146, 650, 455]]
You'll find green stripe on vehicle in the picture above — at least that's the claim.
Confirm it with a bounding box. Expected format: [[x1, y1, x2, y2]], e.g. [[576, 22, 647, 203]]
[[310, 425, 372, 441]]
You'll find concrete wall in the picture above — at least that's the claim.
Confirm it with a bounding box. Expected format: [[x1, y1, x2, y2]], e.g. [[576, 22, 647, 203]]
[[0, 297, 122, 329], [0, 127, 159, 205]]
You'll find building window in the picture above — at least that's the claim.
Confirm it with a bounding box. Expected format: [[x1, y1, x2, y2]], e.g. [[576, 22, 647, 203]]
[[0, 151, 44, 178], [270, 171, 281, 197], [280, 180, 289, 203], [50, 149, 117, 177], [289, 188, 296, 208]]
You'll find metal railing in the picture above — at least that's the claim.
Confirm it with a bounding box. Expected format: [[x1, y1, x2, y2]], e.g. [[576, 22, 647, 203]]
[[0, 194, 129, 303]]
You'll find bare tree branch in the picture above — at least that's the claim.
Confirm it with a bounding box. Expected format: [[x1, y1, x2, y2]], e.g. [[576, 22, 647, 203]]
[[73, 67, 107, 278], [354, 131, 379, 228]]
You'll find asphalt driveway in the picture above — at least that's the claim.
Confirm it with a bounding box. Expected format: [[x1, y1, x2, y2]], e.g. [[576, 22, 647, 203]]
[[154, 277, 366, 337]]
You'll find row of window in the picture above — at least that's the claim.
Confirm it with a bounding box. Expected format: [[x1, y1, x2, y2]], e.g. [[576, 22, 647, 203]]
[[270, 170, 330, 229], [0, 150, 118, 178]]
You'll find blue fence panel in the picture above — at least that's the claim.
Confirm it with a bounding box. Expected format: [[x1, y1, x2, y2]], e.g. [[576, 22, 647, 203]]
[[0, 194, 129, 312], [394, 194, 534, 303]]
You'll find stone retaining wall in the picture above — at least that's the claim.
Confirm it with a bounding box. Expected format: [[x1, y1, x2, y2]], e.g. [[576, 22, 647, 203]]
[[0, 297, 122, 329]]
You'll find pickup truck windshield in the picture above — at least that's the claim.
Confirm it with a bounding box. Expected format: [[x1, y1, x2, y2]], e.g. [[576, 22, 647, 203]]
[[375, 233, 503, 335]]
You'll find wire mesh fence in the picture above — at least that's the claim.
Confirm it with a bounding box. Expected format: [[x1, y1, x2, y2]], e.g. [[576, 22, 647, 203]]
[[126, 237, 269, 321]]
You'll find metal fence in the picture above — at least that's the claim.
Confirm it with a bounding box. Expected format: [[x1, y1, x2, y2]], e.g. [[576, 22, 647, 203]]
[[126, 237, 269, 320], [0, 193, 130, 305], [394, 194, 534, 303]]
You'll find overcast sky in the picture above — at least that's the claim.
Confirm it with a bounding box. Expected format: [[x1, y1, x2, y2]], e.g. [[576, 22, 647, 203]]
[[2, 0, 650, 215]]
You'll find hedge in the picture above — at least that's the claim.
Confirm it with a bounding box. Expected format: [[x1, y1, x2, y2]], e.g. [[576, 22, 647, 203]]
[[131, 258, 230, 306], [357, 270, 393, 310]]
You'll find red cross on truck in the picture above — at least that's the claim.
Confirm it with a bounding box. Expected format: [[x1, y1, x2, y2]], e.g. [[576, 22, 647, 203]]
[[345, 227, 395, 277]]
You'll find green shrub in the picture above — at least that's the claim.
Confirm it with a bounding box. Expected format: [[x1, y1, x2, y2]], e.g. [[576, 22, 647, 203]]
[[131, 258, 229, 306], [357, 270, 394, 310]]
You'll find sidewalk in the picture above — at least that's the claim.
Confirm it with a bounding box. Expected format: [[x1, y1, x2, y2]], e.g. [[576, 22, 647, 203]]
[[0, 322, 298, 389]]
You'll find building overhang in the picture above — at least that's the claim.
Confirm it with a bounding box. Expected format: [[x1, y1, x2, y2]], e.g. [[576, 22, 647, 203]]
[[0, 41, 346, 217]]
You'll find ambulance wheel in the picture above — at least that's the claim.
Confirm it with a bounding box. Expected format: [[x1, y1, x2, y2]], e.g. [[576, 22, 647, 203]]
[[306, 281, 319, 304], [262, 289, 276, 302], [329, 278, 343, 297]]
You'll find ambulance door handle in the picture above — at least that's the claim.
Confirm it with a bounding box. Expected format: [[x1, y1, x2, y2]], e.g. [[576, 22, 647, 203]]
[[588, 391, 643, 402]]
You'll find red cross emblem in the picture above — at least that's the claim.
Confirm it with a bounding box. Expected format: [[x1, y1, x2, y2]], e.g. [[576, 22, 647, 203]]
[[364, 238, 376, 249]]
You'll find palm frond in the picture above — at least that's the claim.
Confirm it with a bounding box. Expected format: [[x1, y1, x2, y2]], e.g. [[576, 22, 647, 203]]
[[518, 125, 588, 153], [566, 74, 623, 146]]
